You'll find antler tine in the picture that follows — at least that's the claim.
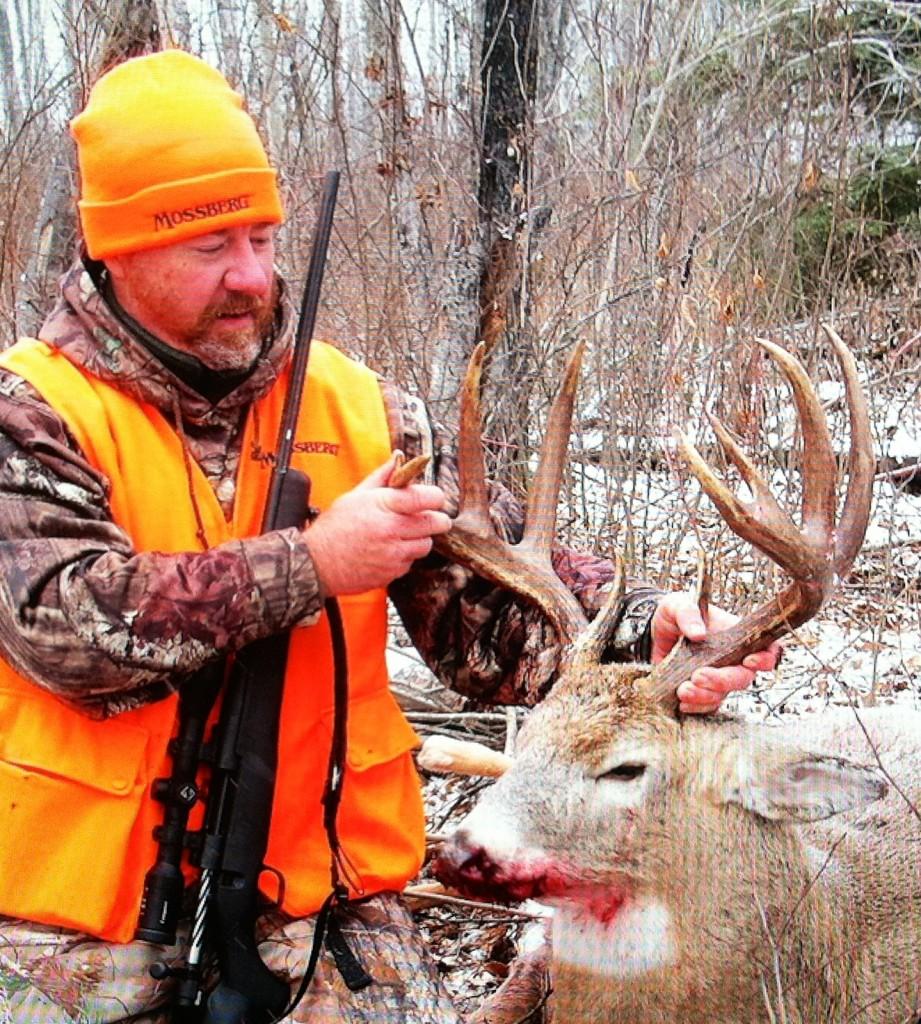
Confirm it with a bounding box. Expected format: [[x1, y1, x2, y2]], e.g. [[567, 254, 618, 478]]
[[675, 336, 841, 580], [455, 342, 491, 518], [524, 342, 586, 556], [821, 324, 874, 567], [570, 551, 626, 669], [678, 417, 815, 579], [643, 335, 873, 708], [757, 338, 838, 541], [434, 343, 590, 647]]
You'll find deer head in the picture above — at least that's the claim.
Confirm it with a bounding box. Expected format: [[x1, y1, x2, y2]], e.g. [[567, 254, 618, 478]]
[[433, 328, 890, 1022]]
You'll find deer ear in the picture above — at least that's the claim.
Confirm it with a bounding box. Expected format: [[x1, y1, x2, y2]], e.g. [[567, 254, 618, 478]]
[[727, 743, 888, 822]]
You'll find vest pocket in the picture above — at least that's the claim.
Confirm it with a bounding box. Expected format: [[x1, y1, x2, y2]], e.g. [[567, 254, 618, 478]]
[[343, 687, 421, 771], [336, 688, 426, 896], [0, 689, 150, 938]]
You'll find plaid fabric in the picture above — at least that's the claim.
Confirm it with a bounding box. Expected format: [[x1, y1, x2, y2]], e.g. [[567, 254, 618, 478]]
[[0, 894, 462, 1023]]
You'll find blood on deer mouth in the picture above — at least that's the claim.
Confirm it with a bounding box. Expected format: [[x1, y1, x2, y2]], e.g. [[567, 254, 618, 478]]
[[434, 834, 563, 903], [435, 835, 630, 923]]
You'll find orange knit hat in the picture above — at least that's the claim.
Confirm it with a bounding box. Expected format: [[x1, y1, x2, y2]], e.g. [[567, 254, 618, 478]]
[[71, 50, 284, 260]]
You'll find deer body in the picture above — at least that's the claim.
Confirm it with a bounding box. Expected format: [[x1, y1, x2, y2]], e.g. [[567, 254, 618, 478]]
[[441, 682, 921, 1024]]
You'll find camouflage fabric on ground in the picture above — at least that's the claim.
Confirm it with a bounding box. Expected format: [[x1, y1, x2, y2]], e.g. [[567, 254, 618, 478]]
[[0, 893, 462, 1023]]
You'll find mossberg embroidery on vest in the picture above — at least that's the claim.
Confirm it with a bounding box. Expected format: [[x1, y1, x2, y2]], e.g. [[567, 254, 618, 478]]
[[153, 195, 252, 231], [250, 439, 341, 464]]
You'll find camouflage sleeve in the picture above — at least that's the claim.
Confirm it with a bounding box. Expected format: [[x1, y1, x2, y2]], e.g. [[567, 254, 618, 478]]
[[0, 370, 322, 719], [381, 381, 663, 707]]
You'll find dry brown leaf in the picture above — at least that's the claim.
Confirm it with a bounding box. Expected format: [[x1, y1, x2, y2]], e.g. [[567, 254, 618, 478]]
[[802, 158, 821, 193], [680, 294, 697, 329], [365, 54, 385, 81]]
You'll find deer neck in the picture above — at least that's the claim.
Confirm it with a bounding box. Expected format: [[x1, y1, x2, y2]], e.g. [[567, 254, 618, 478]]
[[549, 888, 849, 1024], [550, 894, 684, 1024]]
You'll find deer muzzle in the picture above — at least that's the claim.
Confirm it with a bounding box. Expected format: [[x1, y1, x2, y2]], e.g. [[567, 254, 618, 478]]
[[434, 829, 560, 904]]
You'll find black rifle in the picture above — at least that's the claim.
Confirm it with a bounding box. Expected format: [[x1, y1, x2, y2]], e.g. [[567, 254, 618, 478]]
[[139, 171, 342, 1023]]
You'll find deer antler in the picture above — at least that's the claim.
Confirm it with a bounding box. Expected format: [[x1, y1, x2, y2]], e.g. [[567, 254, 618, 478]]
[[643, 324, 874, 706], [436, 329, 872, 712], [434, 342, 590, 646]]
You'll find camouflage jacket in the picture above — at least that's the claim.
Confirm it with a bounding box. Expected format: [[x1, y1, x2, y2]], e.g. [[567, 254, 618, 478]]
[[0, 260, 661, 720]]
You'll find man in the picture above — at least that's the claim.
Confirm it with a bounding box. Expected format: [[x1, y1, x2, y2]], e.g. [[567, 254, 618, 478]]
[[0, 51, 776, 1022]]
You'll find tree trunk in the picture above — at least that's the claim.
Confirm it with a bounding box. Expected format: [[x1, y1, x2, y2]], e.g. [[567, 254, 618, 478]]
[[156, 0, 192, 49], [477, 0, 539, 488], [363, 0, 436, 379], [18, 0, 162, 334], [424, 1, 483, 425], [95, 0, 162, 76], [428, 219, 483, 422], [0, 6, 23, 129]]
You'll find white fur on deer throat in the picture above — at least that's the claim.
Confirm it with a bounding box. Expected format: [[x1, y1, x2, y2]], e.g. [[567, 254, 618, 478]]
[[553, 897, 677, 978]]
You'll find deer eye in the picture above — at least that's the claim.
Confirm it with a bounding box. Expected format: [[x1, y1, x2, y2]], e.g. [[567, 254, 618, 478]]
[[599, 763, 646, 782]]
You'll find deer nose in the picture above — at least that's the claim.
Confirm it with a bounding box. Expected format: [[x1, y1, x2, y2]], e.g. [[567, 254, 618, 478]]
[[434, 831, 499, 890]]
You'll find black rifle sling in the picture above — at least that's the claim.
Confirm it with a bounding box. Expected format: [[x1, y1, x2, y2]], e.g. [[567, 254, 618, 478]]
[[321, 597, 352, 869], [319, 596, 373, 991], [278, 597, 372, 1021]]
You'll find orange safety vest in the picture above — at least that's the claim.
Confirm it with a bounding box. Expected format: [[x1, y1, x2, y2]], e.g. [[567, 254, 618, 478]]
[[0, 338, 425, 942]]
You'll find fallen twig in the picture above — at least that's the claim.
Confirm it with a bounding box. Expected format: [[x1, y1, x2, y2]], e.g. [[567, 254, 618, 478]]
[[404, 882, 544, 921]]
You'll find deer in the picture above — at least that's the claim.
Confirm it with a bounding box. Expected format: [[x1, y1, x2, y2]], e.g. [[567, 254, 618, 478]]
[[431, 327, 921, 1024]]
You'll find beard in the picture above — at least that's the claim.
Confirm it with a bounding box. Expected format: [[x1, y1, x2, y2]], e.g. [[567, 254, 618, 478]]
[[185, 282, 278, 372]]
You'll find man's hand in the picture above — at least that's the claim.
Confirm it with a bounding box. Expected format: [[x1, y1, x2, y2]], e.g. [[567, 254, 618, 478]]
[[650, 593, 781, 714], [304, 455, 451, 597]]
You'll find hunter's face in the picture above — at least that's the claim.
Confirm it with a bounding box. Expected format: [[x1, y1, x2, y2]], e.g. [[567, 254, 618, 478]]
[[106, 223, 278, 372]]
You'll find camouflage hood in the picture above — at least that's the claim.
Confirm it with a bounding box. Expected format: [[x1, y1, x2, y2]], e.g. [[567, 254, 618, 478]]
[[38, 260, 296, 427]]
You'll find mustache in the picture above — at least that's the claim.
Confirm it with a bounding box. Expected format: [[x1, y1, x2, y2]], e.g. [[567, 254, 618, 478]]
[[207, 296, 266, 319], [190, 278, 279, 343], [192, 294, 276, 339]]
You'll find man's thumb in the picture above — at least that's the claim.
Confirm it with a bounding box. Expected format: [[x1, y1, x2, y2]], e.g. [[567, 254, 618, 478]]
[[357, 452, 401, 490]]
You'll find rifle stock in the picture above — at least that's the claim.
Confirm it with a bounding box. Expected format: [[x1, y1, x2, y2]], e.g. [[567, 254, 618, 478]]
[[203, 549, 303, 1020]]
